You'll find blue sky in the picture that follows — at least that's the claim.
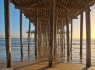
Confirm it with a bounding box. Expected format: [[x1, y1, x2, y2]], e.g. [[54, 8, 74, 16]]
[[0, 0, 95, 38], [0, 0, 35, 38]]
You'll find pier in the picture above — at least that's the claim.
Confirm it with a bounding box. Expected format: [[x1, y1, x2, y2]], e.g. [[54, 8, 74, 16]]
[[2, 0, 95, 69]]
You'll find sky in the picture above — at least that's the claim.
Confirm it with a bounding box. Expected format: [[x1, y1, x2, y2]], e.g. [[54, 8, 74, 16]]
[[0, 0, 95, 39], [0, 0, 35, 38]]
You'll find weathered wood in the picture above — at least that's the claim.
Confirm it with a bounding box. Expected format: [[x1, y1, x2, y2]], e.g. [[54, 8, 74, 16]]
[[70, 20, 73, 60], [60, 30, 62, 46], [39, 20, 42, 46], [28, 20, 31, 60], [11, 0, 95, 30], [54, 10, 57, 58], [27, 17, 78, 20], [45, 26, 48, 57], [16, 6, 85, 11], [66, 10, 70, 62], [39, 19, 42, 57], [4, 0, 12, 68], [56, 2, 85, 11], [35, 9, 38, 59], [80, 12, 83, 62], [85, 0, 91, 67], [58, 34, 60, 45], [61, 19, 64, 59], [38, 19, 41, 57], [48, 0, 55, 67], [63, 27, 65, 60], [46, 27, 48, 47], [20, 9, 24, 61]]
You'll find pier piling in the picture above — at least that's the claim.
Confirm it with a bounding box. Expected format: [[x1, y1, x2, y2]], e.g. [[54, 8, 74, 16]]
[[4, 0, 12, 68]]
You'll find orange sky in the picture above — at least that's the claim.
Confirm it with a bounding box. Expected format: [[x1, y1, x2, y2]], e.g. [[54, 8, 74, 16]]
[[71, 4, 95, 39]]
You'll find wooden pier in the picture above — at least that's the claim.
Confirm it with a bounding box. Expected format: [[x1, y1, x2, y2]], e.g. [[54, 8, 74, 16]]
[[2, 0, 95, 69]]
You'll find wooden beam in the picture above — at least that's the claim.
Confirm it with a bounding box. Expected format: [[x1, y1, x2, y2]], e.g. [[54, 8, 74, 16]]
[[85, 0, 91, 67], [56, 2, 85, 11], [48, 0, 55, 67], [54, 9, 57, 59], [45, 26, 48, 57], [80, 12, 83, 62], [15, 6, 49, 9], [4, 0, 12, 68], [26, 17, 78, 20], [20, 9, 24, 61], [70, 20, 73, 60], [61, 19, 64, 59], [39, 19, 42, 49], [15, 5, 85, 11], [63, 27, 65, 60], [38, 18, 41, 57], [35, 9, 38, 59], [66, 10, 70, 62], [28, 20, 31, 60]]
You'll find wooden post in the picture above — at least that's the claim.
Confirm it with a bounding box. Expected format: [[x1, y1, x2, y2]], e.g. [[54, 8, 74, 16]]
[[40, 20, 42, 46], [61, 19, 64, 59], [28, 20, 31, 60], [46, 27, 48, 47], [35, 9, 38, 59], [58, 34, 60, 45], [60, 30, 61, 46], [4, 0, 12, 68], [20, 10, 24, 61], [66, 10, 70, 61], [38, 19, 41, 57], [71, 20, 73, 60], [85, 0, 91, 67], [58, 34, 59, 45], [80, 12, 83, 62], [48, 0, 55, 67], [54, 10, 57, 58], [46, 26, 48, 57], [63, 27, 65, 60]]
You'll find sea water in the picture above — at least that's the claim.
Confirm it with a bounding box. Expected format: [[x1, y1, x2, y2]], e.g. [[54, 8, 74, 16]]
[[0, 38, 35, 63], [0, 38, 95, 66]]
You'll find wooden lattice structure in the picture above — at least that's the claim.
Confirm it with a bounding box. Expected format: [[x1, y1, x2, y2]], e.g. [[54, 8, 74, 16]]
[[4, 0, 95, 68]]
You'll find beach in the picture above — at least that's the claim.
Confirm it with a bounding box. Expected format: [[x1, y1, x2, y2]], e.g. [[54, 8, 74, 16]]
[[0, 38, 95, 68]]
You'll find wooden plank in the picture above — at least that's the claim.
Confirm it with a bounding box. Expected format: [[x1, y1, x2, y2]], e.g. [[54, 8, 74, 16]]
[[20, 9, 24, 61], [66, 10, 70, 62], [56, 2, 85, 11], [4, 0, 12, 68], [48, 0, 55, 67], [28, 20, 31, 60], [15, 6, 85, 11], [27, 16, 78, 19], [85, 0, 91, 67], [80, 12, 83, 62]]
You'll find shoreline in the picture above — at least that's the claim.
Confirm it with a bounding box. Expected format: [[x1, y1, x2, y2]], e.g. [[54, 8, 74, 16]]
[[0, 58, 95, 69]]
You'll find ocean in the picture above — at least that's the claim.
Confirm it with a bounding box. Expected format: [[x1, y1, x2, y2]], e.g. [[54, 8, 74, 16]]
[[0, 38, 35, 62], [0, 38, 95, 67]]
